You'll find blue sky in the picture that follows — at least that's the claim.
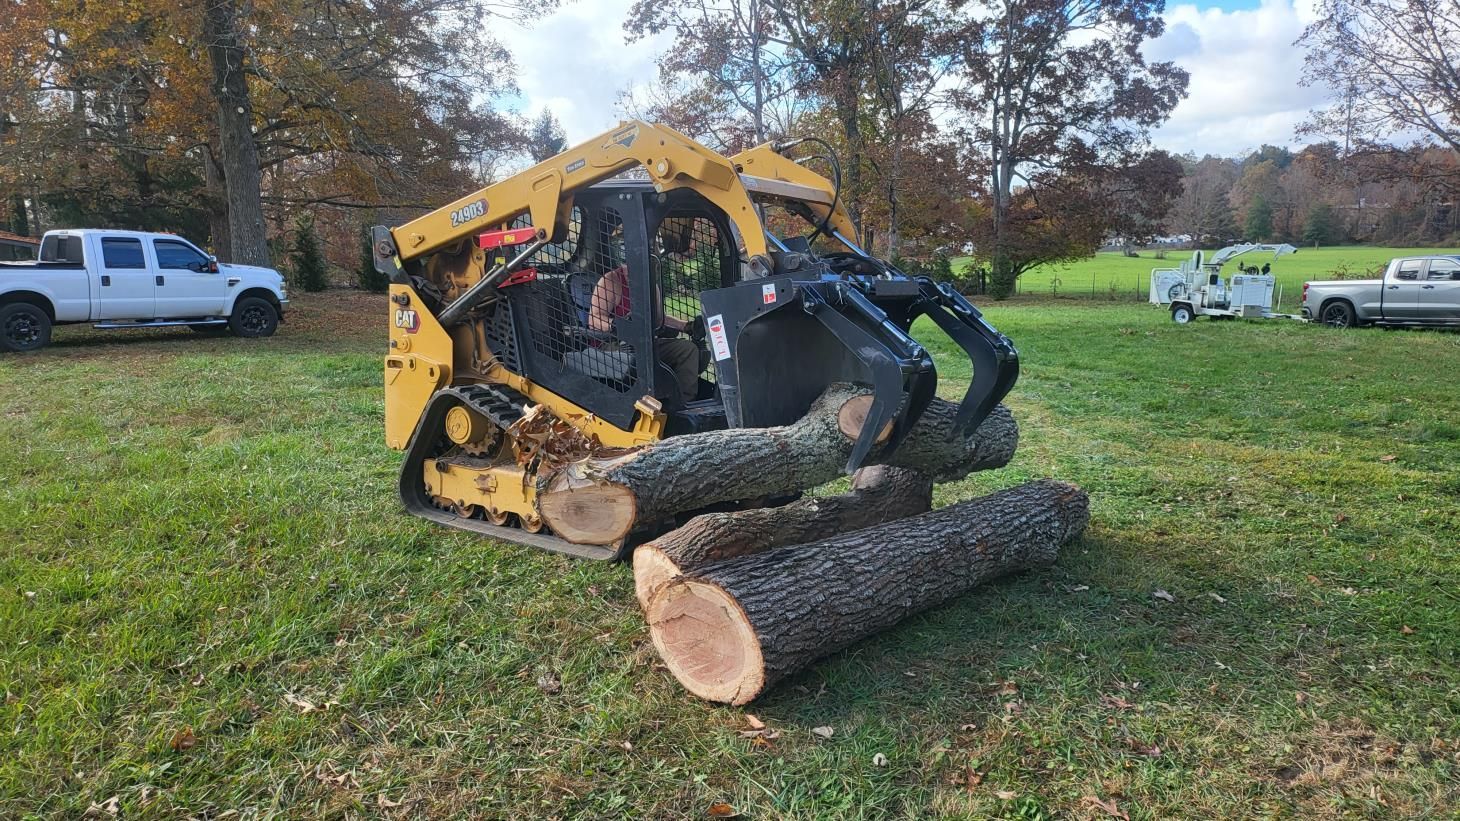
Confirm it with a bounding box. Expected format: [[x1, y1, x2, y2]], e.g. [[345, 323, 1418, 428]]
[[500, 0, 1328, 158]]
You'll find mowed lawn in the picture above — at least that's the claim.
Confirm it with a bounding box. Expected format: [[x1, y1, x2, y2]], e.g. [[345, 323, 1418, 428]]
[[956, 245, 1458, 302], [1, 292, 1457, 818]]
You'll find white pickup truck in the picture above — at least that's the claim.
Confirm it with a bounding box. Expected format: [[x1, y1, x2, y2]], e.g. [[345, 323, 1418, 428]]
[[0, 229, 288, 352]]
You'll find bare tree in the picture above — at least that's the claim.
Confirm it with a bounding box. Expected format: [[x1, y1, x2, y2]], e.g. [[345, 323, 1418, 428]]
[[626, 0, 798, 143], [1299, 0, 1460, 153]]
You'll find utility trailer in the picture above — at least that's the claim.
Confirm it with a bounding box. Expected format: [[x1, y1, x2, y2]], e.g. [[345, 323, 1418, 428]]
[[1150, 243, 1307, 323]]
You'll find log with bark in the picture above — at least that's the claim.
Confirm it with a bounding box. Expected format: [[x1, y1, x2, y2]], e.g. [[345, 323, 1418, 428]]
[[632, 465, 933, 608], [537, 383, 1017, 545], [644, 479, 1090, 705]]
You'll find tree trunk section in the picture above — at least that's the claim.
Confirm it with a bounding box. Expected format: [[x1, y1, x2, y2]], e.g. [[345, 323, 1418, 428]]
[[202, 145, 232, 258], [646, 479, 1089, 705], [203, 0, 270, 267], [632, 465, 932, 608], [536, 383, 1017, 545]]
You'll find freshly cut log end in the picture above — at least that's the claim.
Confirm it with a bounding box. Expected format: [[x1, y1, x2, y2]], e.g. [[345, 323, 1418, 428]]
[[632, 464, 933, 609], [648, 582, 765, 705], [536, 461, 637, 545], [836, 395, 893, 444], [645, 479, 1090, 705]]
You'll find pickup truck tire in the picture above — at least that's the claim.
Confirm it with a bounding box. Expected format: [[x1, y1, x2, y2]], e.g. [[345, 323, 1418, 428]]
[[1319, 300, 1356, 329], [1171, 303, 1195, 324], [1, 302, 52, 352], [229, 297, 279, 338]]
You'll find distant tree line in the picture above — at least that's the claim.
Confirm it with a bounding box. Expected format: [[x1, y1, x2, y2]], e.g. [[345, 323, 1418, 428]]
[[1172, 144, 1460, 250], [1, 0, 1452, 296]]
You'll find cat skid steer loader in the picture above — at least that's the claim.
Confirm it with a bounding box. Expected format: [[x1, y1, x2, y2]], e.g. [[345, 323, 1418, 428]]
[[372, 121, 1018, 560]]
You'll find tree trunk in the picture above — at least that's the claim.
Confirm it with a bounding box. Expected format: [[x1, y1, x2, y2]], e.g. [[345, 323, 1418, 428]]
[[646, 479, 1089, 704], [203, 0, 270, 267], [535, 383, 1017, 545], [633, 465, 932, 608], [202, 146, 232, 258]]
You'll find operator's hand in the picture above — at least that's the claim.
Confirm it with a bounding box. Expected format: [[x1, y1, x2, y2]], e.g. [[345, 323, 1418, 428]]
[[689, 315, 706, 342]]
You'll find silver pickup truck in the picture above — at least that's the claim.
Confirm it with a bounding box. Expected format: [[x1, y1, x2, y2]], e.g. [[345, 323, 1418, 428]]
[[1302, 255, 1460, 328]]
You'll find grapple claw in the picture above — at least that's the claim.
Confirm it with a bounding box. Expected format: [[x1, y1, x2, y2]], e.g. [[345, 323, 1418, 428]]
[[912, 279, 1020, 439]]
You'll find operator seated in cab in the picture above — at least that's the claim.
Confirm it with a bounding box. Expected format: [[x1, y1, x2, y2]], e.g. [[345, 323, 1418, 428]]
[[587, 250, 708, 402], [589, 258, 709, 400]]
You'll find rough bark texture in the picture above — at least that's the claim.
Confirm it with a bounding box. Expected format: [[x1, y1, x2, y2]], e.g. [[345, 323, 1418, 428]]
[[537, 383, 1017, 544], [203, 0, 270, 267], [645, 480, 1089, 705], [632, 465, 933, 608]]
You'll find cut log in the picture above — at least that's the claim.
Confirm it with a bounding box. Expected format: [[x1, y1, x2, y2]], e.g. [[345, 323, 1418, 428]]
[[645, 480, 1090, 705], [632, 465, 933, 609], [537, 383, 1017, 545]]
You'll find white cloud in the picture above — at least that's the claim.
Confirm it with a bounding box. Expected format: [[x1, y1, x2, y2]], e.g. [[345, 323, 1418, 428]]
[[501, 0, 672, 142], [1147, 0, 1334, 156]]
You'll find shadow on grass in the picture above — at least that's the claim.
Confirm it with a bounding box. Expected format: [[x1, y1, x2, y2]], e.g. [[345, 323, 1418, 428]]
[[741, 531, 1308, 730]]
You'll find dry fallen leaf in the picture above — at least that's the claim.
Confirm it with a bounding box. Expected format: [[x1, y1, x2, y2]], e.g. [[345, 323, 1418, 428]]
[[995, 680, 1019, 696], [1379, 454, 1397, 462], [1069, 585, 1090, 592], [536, 671, 562, 695], [1206, 592, 1228, 604], [1152, 589, 1176, 603], [1081, 795, 1130, 819], [995, 790, 1018, 800], [744, 714, 765, 731], [1126, 737, 1162, 757], [1401, 625, 1415, 635], [84, 796, 121, 817], [376, 794, 403, 809], [707, 801, 739, 817], [1003, 701, 1024, 715], [1295, 691, 1309, 705], [283, 693, 317, 713], [169, 727, 197, 752], [811, 726, 834, 739], [1100, 693, 1134, 711], [872, 752, 889, 767]]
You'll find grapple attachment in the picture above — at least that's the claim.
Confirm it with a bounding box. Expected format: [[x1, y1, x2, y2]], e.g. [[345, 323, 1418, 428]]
[[700, 274, 1019, 472]]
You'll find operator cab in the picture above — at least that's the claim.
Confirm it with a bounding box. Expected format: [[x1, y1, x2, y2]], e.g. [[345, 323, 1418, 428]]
[[491, 181, 739, 436]]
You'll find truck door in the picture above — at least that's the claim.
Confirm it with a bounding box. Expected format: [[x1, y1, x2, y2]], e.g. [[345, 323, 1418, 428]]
[[1420, 257, 1460, 321], [1382, 259, 1424, 319], [96, 236, 156, 320], [151, 238, 227, 317]]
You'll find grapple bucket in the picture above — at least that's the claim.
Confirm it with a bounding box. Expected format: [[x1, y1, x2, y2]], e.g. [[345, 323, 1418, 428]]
[[700, 275, 1019, 472]]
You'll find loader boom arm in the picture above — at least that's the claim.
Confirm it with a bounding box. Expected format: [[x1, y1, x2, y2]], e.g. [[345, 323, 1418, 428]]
[[385, 121, 783, 270]]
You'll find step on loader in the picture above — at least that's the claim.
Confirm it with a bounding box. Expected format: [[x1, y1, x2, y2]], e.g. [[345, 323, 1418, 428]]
[[372, 121, 1018, 559]]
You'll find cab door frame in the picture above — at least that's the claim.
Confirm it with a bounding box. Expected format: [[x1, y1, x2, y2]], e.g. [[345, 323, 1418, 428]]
[[92, 234, 156, 320]]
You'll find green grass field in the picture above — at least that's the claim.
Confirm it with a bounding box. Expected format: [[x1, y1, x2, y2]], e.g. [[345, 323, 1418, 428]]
[[2, 293, 1457, 817], [955, 245, 1458, 302]]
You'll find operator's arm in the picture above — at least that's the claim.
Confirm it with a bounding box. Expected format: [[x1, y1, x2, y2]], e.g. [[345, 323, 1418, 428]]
[[589, 268, 624, 333]]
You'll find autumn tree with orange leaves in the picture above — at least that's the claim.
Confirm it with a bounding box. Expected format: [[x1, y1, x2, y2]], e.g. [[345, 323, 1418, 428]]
[[0, 0, 538, 263]]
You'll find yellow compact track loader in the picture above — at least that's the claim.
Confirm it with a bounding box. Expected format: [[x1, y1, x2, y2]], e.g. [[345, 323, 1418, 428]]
[[372, 121, 1018, 560]]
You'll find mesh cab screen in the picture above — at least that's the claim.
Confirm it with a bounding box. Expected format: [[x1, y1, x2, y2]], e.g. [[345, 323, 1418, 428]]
[[498, 195, 654, 430], [656, 215, 728, 381]]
